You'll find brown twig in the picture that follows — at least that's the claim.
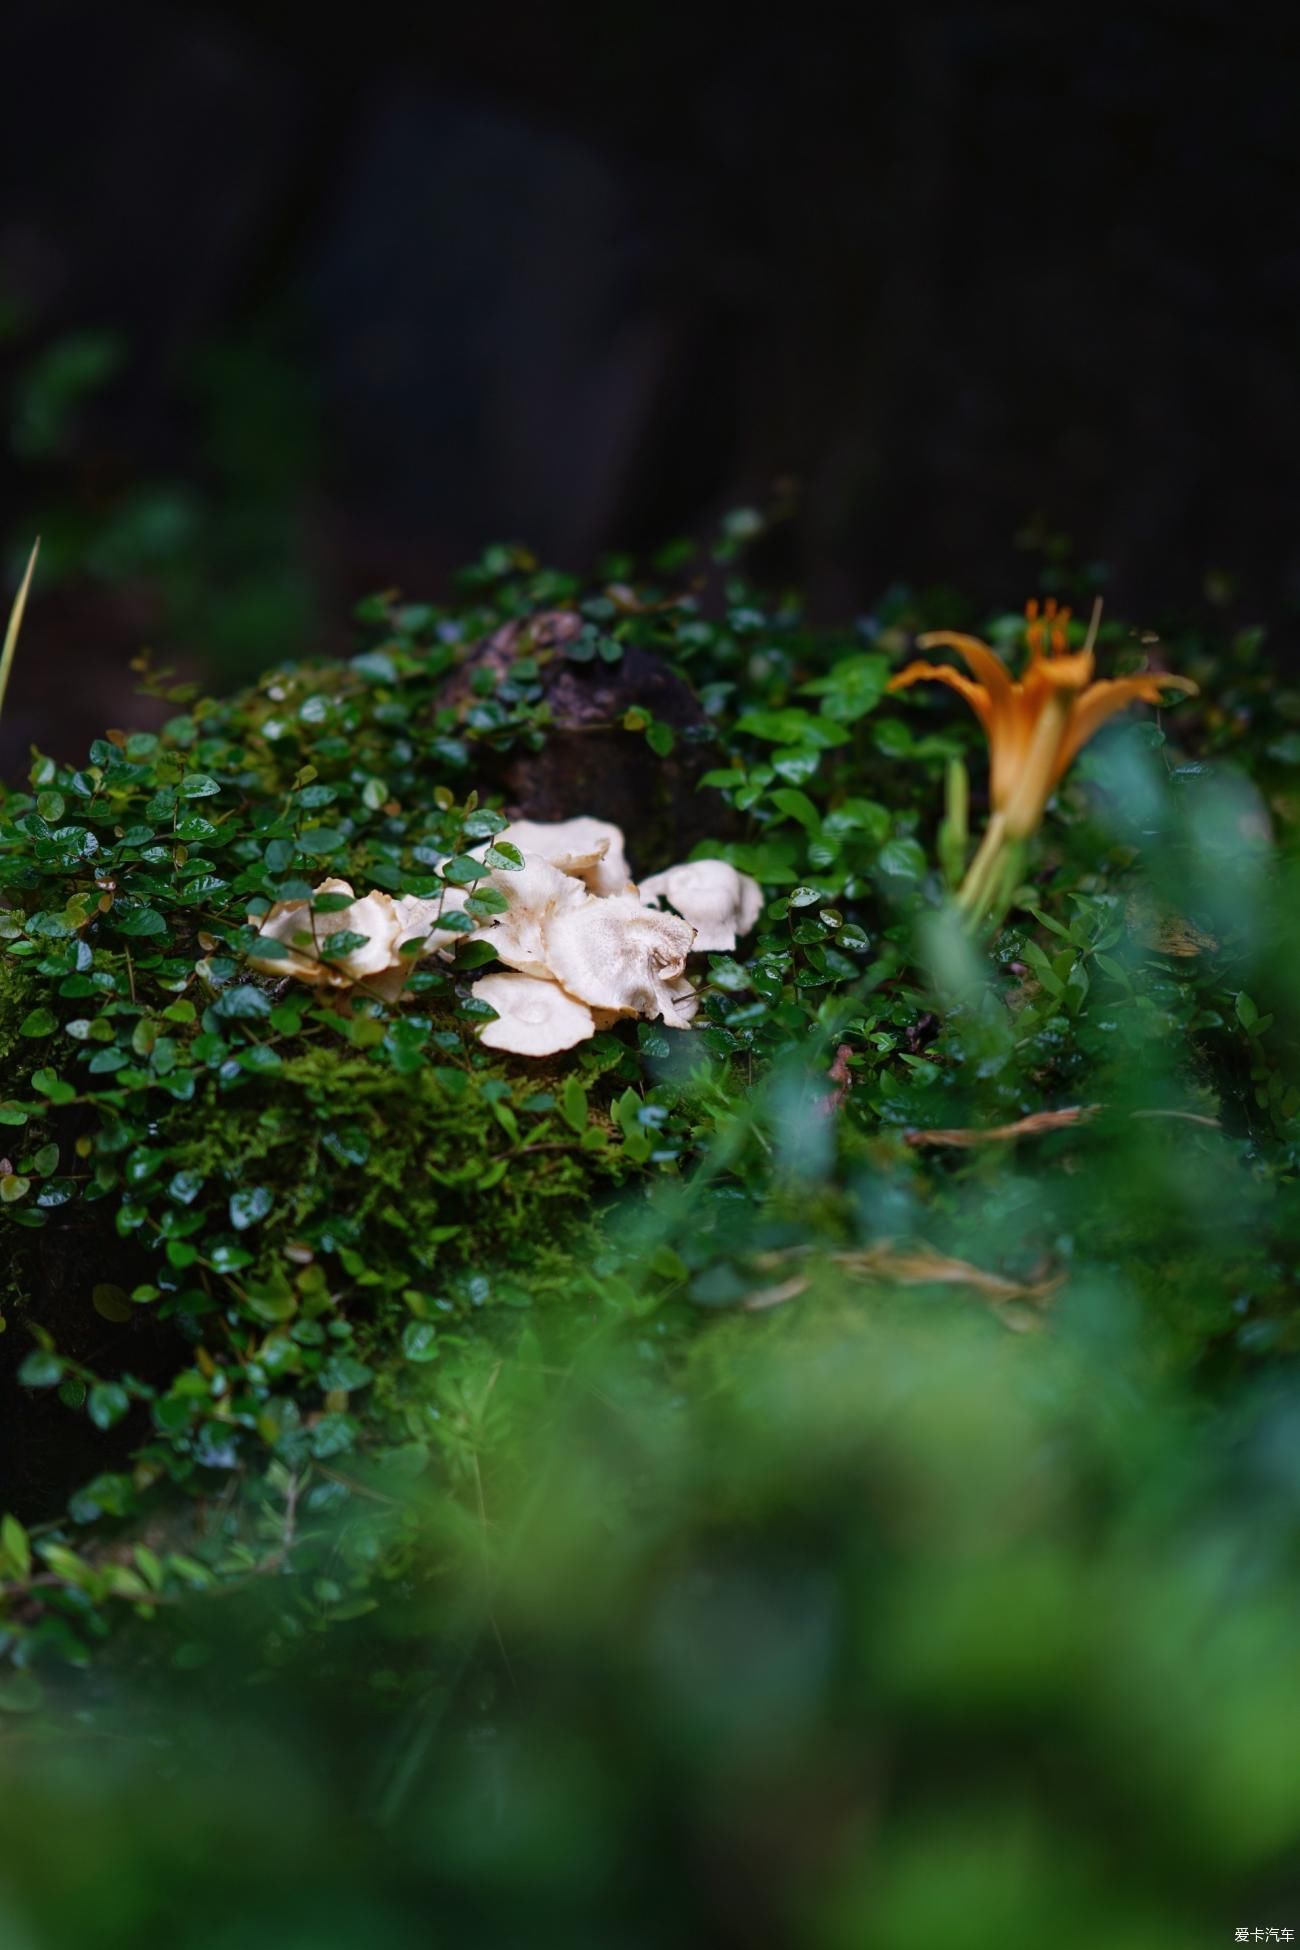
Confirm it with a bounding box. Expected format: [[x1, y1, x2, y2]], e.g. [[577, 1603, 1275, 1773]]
[[742, 1240, 1061, 1325], [905, 1105, 1099, 1148]]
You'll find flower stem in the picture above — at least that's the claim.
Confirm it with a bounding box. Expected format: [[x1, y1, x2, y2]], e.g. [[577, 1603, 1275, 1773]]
[[954, 812, 1028, 935], [937, 757, 970, 890], [955, 810, 1007, 918]]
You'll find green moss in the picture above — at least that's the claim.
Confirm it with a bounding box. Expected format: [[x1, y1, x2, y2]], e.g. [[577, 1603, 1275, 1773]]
[[152, 1047, 615, 1311]]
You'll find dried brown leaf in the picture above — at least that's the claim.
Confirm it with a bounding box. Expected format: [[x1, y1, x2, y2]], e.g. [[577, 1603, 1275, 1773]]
[[1125, 887, 1219, 957]]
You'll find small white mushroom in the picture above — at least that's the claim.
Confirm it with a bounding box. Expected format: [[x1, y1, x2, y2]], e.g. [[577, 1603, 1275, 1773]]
[[659, 972, 701, 1029], [638, 859, 764, 952], [393, 885, 470, 957], [331, 888, 406, 977], [248, 878, 403, 986], [360, 887, 475, 1002], [498, 817, 632, 896], [477, 853, 590, 977], [542, 895, 696, 1023], [471, 971, 597, 1055]]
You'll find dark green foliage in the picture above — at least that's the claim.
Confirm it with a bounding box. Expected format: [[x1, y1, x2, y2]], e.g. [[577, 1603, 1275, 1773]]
[[5, 319, 322, 681]]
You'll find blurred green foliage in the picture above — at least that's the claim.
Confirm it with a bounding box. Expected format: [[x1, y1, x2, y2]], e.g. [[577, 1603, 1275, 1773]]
[[2, 311, 321, 680], [0, 532, 1299, 1944]]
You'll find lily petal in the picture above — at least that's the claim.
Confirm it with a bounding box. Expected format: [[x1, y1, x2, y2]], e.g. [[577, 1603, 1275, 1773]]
[[914, 631, 1018, 712], [887, 658, 996, 737], [1055, 673, 1199, 780]]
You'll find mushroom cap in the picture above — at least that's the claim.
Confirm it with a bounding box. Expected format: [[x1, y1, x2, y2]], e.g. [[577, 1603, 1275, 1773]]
[[659, 972, 701, 1029], [638, 858, 764, 952], [581, 971, 699, 1032], [542, 894, 695, 1020], [499, 817, 632, 896], [362, 961, 418, 1006], [333, 889, 407, 977], [248, 878, 403, 985], [247, 894, 321, 982], [478, 852, 590, 976], [393, 886, 470, 957], [364, 889, 474, 1002], [471, 971, 597, 1055]]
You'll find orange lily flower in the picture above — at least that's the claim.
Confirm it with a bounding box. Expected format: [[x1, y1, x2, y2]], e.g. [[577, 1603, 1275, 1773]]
[[889, 599, 1198, 841]]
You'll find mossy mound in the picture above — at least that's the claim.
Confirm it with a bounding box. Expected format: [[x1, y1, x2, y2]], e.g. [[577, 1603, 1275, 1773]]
[[2, 543, 1297, 1683], [0, 566, 717, 1570]]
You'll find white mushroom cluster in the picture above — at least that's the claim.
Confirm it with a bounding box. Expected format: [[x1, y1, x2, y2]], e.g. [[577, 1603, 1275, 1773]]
[[246, 876, 469, 998], [246, 819, 763, 1058]]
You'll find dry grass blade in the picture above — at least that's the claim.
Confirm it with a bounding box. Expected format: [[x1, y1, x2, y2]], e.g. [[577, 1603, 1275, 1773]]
[[741, 1275, 812, 1312], [1128, 1107, 1222, 1130], [743, 1241, 1061, 1324], [905, 1104, 1099, 1149], [0, 539, 40, 729], [830, 1245, 1061, 1306]]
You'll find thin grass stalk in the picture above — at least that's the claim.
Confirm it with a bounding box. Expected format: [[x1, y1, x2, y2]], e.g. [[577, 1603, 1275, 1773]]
[[0, 539, 40, 730]]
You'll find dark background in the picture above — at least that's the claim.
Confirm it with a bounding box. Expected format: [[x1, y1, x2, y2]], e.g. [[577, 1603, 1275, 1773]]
[[0, 1, 1296, 764]]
